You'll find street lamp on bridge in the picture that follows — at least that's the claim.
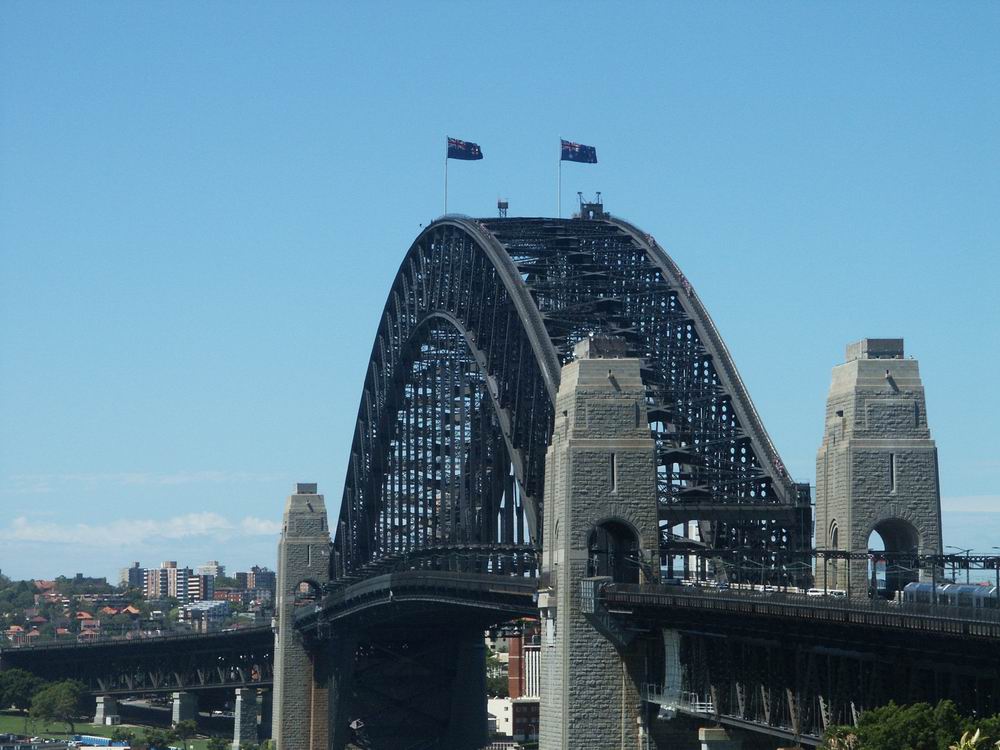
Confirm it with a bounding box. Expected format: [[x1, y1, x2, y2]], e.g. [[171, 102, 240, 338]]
[[946, 546, 974, 584]]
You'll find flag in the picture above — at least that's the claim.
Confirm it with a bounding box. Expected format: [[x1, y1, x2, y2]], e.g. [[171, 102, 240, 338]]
[[447, 137, 483, 160], [561, 139, 597, 164]]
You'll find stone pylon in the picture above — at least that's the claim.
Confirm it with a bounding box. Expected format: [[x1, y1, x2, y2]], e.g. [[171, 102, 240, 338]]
[[272, 483, 331, 750], [815, 339, 942, 596], [538, 336, 660, 750]]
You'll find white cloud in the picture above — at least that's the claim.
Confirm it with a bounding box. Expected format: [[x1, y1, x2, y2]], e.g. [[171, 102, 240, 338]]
[[941, 495, 1000, 513], [4, 470, 282, 495], [0, 512, 281, 546]]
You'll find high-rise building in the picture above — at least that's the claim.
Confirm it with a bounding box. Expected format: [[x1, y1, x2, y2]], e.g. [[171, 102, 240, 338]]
[[234, 566, 277, 597], [143, 561, 193, 603], [508, 621, 540, 699], [119, 562, 144, 588], [250, 566, 276, 596], [195, 561, 225, 579], [187, 573, 214, 603]]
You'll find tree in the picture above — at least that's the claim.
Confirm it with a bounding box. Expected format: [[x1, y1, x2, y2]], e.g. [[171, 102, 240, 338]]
[[29, 680, 86, 733], [824, 700, 1000, 750], [0, 668, 44, 712], [111, 728, 136, 745], [142, 727, 177, 750], [484, 651, 508, 698], [173, 719, 197, 750], [207, 736, 228, 750]]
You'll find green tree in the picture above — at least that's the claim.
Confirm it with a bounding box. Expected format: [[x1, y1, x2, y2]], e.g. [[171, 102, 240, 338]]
[[824, 700, 1000, 750], [484, 651, 508, 698], [173, 719, 198, 750], [111, 728, 137, 745], [29, 680, 86, 733], [207, 736, 228, 750], [0, 668, 44, 711], [143, 727, 177, 750]]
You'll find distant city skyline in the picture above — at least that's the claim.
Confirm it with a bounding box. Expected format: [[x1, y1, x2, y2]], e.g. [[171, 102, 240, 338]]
[[2, 3, 998, 580]]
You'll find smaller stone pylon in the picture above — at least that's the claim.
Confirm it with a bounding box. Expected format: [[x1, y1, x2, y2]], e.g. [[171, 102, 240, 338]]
[[815, 339, 942, 597], [272, 483, 331, 750]]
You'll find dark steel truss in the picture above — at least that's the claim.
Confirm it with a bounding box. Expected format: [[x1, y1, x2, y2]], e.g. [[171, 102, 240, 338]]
[[337, 215, 810, 580], [680, 629, 1000, 741], [1, 627, 273, 695]]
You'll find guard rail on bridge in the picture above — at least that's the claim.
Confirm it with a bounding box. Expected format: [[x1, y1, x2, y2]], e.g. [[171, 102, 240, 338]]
[[1, 624, 272, 652], [297, 568, 539, 637]]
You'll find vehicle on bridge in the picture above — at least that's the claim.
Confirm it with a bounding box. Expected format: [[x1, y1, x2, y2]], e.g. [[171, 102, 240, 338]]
[[903, 581, 999, 610]]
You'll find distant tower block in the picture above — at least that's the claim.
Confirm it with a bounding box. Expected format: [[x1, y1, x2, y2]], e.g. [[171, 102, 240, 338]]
[[815, 339, 942, 596]]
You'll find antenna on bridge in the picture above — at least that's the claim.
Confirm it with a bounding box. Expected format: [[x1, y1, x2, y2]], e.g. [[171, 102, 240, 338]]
[[575, 191, 605, 220], [497, 199, 508, 218]]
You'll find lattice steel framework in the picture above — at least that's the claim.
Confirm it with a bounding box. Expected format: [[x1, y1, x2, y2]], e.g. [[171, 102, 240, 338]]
[[335, 215, 810, 580]]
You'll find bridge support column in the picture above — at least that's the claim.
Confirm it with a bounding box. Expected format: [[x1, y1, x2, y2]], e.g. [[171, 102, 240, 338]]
[[444, 632, 487, 749], [273, 483, 331, 750], [538, 337, 661, 750], [232, 688, 258, 750], [258, 689, 272, 740], [171, 692, 197, 726], [93, 695, 117, 725], [699, 727, 741, 750], [315, 634, 355, 750], [342, 628, 484, 750]]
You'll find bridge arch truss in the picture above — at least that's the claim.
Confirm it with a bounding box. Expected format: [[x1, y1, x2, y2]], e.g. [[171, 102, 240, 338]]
[[335, 215, 811, 581]]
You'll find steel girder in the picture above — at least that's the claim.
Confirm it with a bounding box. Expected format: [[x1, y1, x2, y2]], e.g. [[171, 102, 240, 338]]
[[337, 215, 809, 578], [1, 628, 273, 695], [679, 630, 1000, 741]]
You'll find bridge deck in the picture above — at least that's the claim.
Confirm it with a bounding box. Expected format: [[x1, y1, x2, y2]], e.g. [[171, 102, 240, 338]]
[[603, 583, 1000, 639]]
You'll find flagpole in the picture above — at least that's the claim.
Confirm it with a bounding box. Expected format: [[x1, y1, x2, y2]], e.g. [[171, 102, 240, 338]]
[[444, 152, 448, 215], [557, 148, 562, 218]]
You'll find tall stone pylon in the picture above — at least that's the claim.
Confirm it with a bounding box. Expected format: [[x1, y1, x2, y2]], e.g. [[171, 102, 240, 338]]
[[273, 483, 331, 750], [815, 339, 942, 596], [538, 336, 660, 750]]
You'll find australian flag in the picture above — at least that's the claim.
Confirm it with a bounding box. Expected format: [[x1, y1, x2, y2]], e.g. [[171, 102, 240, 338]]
[[561, 139, 597, 164], [447, 137, 483, 160]]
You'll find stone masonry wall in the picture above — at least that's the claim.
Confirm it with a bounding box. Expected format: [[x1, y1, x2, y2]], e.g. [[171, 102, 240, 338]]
[[815, 345, 942, 593], [539, 345, 659, 750], [273, 486, 331, 750]]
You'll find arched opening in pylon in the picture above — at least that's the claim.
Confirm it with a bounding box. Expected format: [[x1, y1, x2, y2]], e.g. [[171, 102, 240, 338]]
[[867, 518, 920, 598], [587, 520, 641, 584], [294, 579, 323, 606]]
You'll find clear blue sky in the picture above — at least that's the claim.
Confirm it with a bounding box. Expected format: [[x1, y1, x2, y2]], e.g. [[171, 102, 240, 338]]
[[1, 3, 998, 581]]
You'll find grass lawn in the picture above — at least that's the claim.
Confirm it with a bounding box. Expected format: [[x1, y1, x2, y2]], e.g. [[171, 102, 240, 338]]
[[0, 711, 214, 750]]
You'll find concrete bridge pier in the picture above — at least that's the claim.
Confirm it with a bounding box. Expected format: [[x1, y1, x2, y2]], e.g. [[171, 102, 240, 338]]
[[699, 727, 742, 750], [171, 692, 197, 726], [232, 688, 257, 750], [93, 695, 117, 725], [258, 688, 272, 740], [538, 337, 661, 750]]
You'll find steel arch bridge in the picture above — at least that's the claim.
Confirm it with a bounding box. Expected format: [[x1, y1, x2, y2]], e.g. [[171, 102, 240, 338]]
[[332, 212, 811, 583]]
